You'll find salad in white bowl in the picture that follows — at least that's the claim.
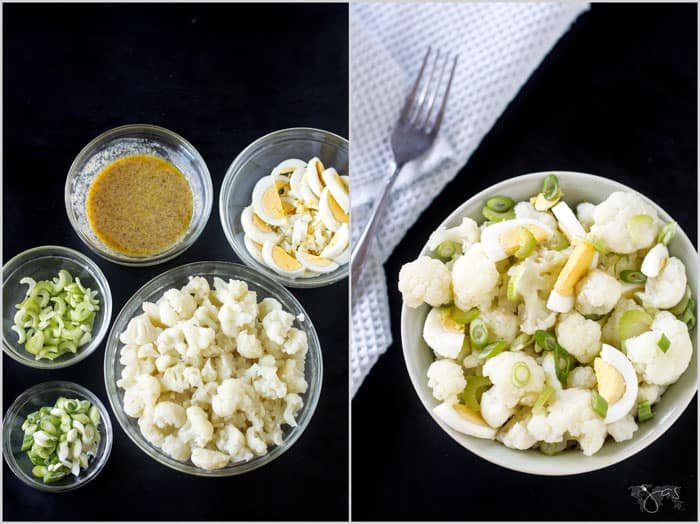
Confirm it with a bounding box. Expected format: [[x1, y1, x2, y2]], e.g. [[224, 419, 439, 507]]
[[399, 173, 695, 458]]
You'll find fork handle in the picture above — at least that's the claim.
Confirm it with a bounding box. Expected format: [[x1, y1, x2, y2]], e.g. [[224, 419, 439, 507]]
[[351, 164, 402, 287]]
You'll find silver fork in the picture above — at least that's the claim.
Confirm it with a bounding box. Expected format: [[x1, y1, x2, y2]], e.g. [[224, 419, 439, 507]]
[[351, 47, 458, 286]]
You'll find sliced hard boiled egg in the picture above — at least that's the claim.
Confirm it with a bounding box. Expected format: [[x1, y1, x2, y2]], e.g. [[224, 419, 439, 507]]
[[241, 206, 280, 244], [320, 223, 350, 260], [551, 201, 585, 242], [243, 235, 266, 265], [280, 196, 298, 216], [547, 240, 595, 313], [319, 187, 349, 232], [481, 219, 553, 262], [433, 402, 497, 439], [291, 218, 308, 247], [321, 167, 349, 213], [305, 157, 325, 198], [620, 281, 645, 299], [295, 250, 339, 274], [333, 246, 350, 265], [594, 344, 639, 424], [533, 192, 560, 211], [252, 175, 289, 226], [289, 166, 306, 198], [299, 173, 320, 209], [423, 307, 465, 359], [261, 241, 305, 277], [271, 158, 306, 178], [640, 243, 669, 278]]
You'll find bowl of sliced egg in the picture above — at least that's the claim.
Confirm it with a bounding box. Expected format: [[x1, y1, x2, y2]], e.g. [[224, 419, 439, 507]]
[[219, 128, 349, 288]]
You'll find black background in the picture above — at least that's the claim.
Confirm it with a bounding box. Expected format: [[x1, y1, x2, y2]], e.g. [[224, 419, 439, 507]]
[[3, 3, 348, 521], [352, 3, 698, 522]]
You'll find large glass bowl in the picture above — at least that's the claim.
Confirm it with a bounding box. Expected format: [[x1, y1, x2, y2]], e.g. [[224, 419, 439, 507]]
[[103, 261, 323, 476], [3, 381, 113, 492], [65, 124, 213, 266], [2, 245, 112, 370], [219, 127, 349, 288]]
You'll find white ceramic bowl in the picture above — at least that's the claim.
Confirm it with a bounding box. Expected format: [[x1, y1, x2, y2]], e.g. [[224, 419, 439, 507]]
[[401, 171, 698, 475]]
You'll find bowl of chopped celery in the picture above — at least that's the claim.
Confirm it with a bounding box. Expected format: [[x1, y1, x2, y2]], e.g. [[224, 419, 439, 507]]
[[400, 171, 697, 475], [2, 245, 112, 369], [3, 381, 113, 492]]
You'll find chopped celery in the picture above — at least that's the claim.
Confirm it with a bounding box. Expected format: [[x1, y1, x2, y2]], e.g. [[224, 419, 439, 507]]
[[460, 376, 492, 412]]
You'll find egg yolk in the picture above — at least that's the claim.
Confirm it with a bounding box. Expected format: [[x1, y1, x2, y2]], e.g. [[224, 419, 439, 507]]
[[270, 245, 303, 271], [594, 357, 626, 404], [554, 241, 595, 295]]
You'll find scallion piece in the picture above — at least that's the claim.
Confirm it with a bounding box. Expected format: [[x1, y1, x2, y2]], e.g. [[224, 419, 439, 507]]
[[619, 309, 653, 342], [510, 333, 534, 352], [554, 344, 571, 383], [511, 362, 531, 388], [534, 330, 557, 352], [533, 385, 555, 412], [657, 333, 671, 353], [469, 318, 489, 349], [486, 196, 515, 213], [513, 226, 536, 260], [450, 306, 479, 325], [546, 229, 569, 251], [459, 376, 492, 412], [638, 400, 653, 422], [479, 340, 506, 360], [584, 234, 608, 254], [670, 287, 692, 316], [619, 270, 647, 284], [542, 174, 560, 201], [657, 221, 677, 246], [591, 391, 608, 418], [435, 240, 459, 259], [481, 206, 515, 222]]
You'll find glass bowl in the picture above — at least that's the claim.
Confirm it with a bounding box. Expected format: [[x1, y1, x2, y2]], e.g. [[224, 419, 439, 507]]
[[3, 381, 113, 492], [219, 127, 349, 288], [103, 260, 323, 476], [2, 245, 112, 370], [65, 124, 213, 266]]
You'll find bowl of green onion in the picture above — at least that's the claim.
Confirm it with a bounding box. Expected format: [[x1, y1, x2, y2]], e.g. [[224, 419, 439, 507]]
[[3, 381, 113, 492], [2, 245, 112, 369]]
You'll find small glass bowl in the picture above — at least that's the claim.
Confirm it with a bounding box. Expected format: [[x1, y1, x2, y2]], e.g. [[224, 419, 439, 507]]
[[3, 381, 113, 492], [2, 246, 112, 370], [104, 261, 323, 476], [219, 127, 349, 288], [65, 124, 213, 266]]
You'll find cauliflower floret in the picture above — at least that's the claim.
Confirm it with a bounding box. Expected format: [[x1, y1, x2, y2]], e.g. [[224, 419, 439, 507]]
[[590, 191, 660, 253], [575, 270, 622, 316], [282, 328, 307, 356], [566, 365, 597, 389], [452, 243, 499, 311], [480, 388, 514, 428], [283, 393, 304, 427], [258, 297, 282, 319], [215, 424, 246, 457], [153, 401, 187, 429], [247, 356, 287, 400], [602, 298, 643, 348], [480, 307, 518, 345], [483, 352, 545, 408], [426, 359, 466, 402], [427, 217, 480, 254], [514, 201, 558, 231], [398, 256, 452, 308], [625, 311, 692, 386], [637, 382, 666, 405], [526, 387, 607, 456], [159, 289, 198, 326], [191, 448, 230, 470], [643, 257, 687, 309], [123, 375, 161, 417], [180, 406, 214, 447], [606, 414, 638, 443], [262, 309, 295, 345], [236, 330, 264, 359], [161, 435, 191, 461], [138, 415, 166, 447], [211, 378, 245, 418], [555, 312, 602, 364], [576, 202, 596, 231], [119, 314, 160, 345], [497, 411, 538, 450]]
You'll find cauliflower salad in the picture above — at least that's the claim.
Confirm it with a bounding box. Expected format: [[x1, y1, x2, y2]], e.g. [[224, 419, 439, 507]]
[[116, 276, 309, 470], [399, 174, 695, 456]]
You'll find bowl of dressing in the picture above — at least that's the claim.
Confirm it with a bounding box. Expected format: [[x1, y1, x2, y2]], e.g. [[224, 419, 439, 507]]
[[65, 124, 213, 266]]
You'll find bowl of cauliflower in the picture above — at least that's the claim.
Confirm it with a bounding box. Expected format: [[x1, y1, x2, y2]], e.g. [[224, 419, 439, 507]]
[[104, 261, 322, 476], [399, 171, 697, 475]]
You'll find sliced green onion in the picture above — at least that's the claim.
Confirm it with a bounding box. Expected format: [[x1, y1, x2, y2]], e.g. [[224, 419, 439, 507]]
[[486, 196, 515, 213], [533, 385, 555, 413], [435, 240, 459, 259], [626, 214, 654, 243], [510, 333, 534, 352], [450, 306, 479, 325], [638, 400, 653, 422], [513, 226, 536, 260], [542, 174, 560, 201], [507, 265, 526, 301], [534, 330, 557, 352], [584, 234, 608, 254], [619, 309, 653, 341], [619, 270, 647, 284], [657, 333, 671, 353], [591, 391, 608, 418], [554, 344, 571, 383], [546, 229, 570, 251], [469, 318, 489, 349], [657, 221, 677, 246], [460, 376, 492, 412], [478, 340, 506, 360], [482, 206, 515, 222], [511, 362, 531, 387], [539, 441, 567, 456], [680, 298, 696, 331]]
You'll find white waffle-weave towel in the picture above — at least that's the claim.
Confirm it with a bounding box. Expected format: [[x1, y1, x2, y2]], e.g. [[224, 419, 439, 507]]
[[350, 2, 589, 397]]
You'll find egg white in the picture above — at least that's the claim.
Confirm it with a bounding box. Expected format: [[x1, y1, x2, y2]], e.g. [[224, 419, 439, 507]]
[[241, 206, 280, 245], [320, 223, 349, 260], [321, 167, 349, 213], [295, 249, 339, 274], [480, 218, 554, 262], [261, 241, 305, 277], [423, 307, 465, 359], [252, 175, 289, 226], [600, 343, 639, 424]]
